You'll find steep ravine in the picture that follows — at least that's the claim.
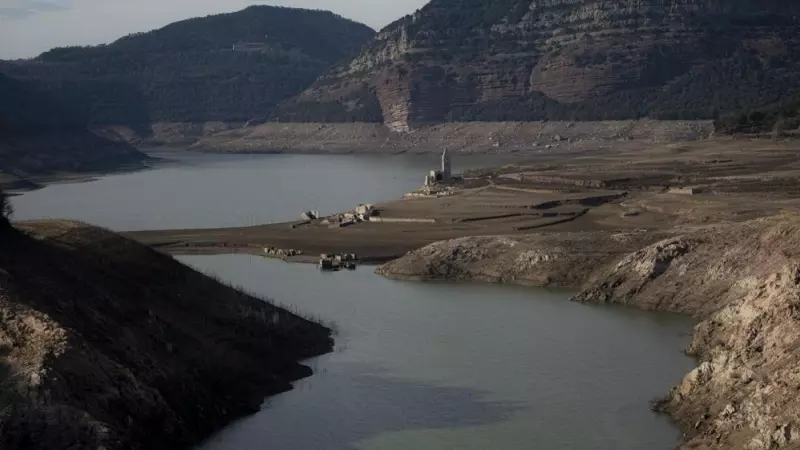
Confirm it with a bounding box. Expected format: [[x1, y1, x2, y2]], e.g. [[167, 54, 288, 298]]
[[377, 216, 800, 449]]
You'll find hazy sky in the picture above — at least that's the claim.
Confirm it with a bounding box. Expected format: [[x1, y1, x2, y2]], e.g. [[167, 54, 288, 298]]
[[0, 0, 428, 59]]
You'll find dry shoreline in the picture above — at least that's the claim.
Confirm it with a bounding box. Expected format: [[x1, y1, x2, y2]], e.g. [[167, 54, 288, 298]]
[[126, 136, 800, 449], [102, 119, 715, 155], [0, 160, 159, 193]]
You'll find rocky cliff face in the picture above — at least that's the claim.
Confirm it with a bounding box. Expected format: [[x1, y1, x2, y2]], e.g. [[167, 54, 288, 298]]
[[0, 221, 332, 450], [277, 0, 800, 131], [576, 218, 800, 449]]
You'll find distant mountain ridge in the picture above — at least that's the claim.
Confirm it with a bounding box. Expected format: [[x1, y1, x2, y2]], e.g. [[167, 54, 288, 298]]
[[274, 0, 800, 131], [0, 6, 375, 127]]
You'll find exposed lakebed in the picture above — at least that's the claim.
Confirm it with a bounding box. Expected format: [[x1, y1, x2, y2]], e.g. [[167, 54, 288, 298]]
[[13, 152, 696, 449]]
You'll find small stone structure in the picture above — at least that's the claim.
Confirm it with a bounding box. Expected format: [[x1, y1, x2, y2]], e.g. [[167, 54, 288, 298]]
[[319, 253, 358, 271], [668, 187, 702, 195], [301, 210, 320, 220], [424, 149, 453, 186], [264, 247, 302, 258], [356, 204, 374, 221], [321, 204, 375, 227]]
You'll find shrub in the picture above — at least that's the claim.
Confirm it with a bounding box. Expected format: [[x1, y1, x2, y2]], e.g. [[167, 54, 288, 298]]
[[0, 191, 12, 226]]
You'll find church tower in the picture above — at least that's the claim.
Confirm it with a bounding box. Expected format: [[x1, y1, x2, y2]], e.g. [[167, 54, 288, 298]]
[[441, 148, 452, 182]]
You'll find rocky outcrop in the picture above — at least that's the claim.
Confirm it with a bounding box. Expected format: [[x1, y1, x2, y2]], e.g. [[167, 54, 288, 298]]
[[0, 221, 332, 450], [378, 216, 800, 449], [577, 218, 800, 449], [376, 230, 671, 286], [277, 0, 800, 130]]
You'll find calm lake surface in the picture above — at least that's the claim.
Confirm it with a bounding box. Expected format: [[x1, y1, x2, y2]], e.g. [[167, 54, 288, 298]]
[[13, 152, 696, 449], [12, 151, 506, 230], [184, 255, 695, 450]]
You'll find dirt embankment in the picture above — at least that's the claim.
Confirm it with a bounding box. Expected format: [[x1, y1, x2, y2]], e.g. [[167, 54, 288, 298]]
[[0, 221, 332, 450], [378, 216, 800, 449], [103, 119, 714, 153]]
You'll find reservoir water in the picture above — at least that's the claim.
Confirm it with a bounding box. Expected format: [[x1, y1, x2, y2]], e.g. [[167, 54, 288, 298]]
[[12, 152, 696, 449], [184, 255, 695, 450], [12, 152, 505, 231]]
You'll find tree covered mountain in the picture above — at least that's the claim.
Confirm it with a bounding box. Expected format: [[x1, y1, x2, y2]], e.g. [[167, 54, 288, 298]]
[[0, 74, 85, 134], [715, 93, 800, 134], [0, 74, 145, 175], [274, 0, 800, 131], [0, 6, 375, 126]]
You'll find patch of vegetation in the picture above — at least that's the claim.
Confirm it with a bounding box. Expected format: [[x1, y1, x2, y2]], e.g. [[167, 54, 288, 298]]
[[0, 191, 12, 226], [715, 94, 800, 134], [0, 74, 146, 175], [0, 6, 374, 125], [0, 74, 85, 134], [271, 87, 384, 122]]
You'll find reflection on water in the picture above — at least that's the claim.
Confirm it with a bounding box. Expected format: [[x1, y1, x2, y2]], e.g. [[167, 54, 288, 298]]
[[183, 255, 696, 450]]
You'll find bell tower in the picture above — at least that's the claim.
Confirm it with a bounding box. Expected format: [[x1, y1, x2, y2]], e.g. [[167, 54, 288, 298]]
[[441, 148, 452, 182]]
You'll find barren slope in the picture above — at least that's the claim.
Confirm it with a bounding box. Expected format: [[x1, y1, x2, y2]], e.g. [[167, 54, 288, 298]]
[[0, 221, 332, 450]]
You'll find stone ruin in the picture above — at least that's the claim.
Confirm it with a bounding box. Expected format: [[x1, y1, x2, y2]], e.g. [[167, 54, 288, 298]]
[[424, 148, 453, 187], [319, 253, 358, 271], [263, 247, 302, 258]]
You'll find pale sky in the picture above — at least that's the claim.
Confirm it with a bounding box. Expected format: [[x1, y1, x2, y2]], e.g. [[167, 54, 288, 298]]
[[0, 0, 428, 59]]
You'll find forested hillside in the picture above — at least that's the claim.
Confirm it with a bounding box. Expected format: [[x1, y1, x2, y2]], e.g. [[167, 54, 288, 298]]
[[714, 92, 800, 134], [0, 74, 84, 133], [0, 6, 374, 126], [0, 74, 145, 175]]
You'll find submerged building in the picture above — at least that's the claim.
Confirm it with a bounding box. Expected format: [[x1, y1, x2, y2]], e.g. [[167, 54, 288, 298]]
[[425, 149, 453, 186]]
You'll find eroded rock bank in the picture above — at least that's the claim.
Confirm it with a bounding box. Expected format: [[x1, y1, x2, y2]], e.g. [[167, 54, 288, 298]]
[[378, 216, 800, 449], [103, 119, 714, 154], [0, 221, 332, 450]]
